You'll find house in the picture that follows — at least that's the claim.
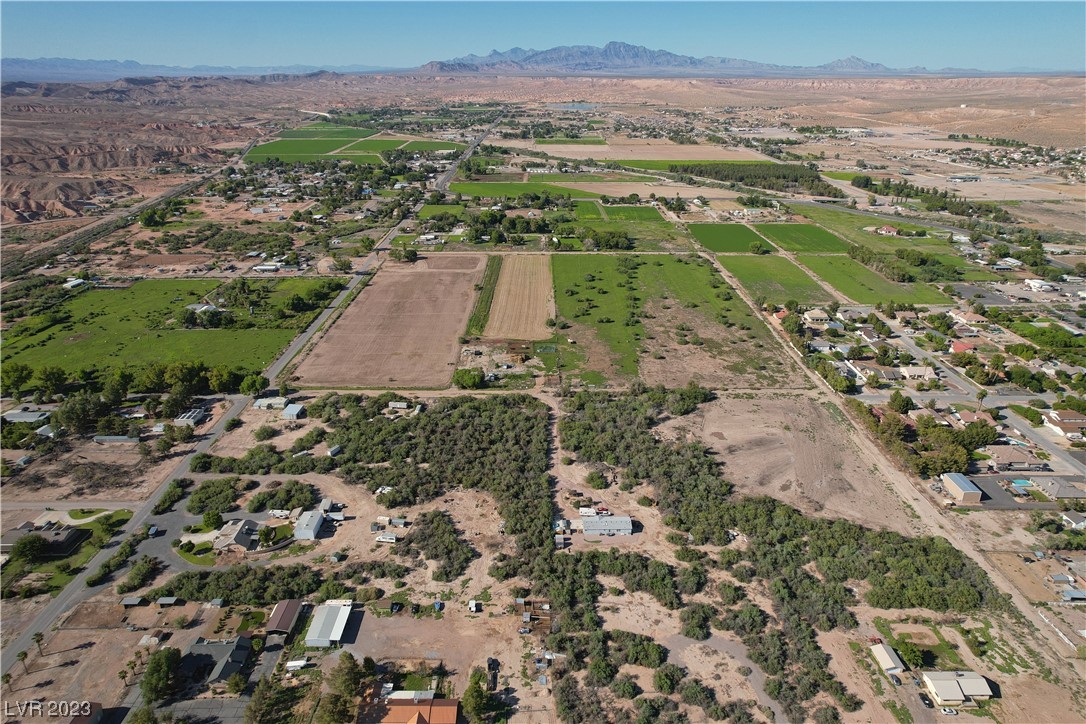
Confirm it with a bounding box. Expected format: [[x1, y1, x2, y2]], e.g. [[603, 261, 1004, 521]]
[[267, 599, 304, 634], [1, 410, 50, 424], [900, 366, 938, 381], [997, 257, 1023, 268], [949, 340, 976, 354], [388, 401, 410, 410], [808, 340, 836, 354], [802, 309, 831, 326], [581, 515, 634, 537], [870, 643, 906, 674], [1041, 412, 1086, 438], [181, 636, 252, 685], [0, 521, 89, 556], [1032, 478, 1086, 499], [253, 397, 288, 410], [984, 446, 1048, 473], [282, 403, 305, 421], [876, 225, 899, 236], [895, 311, 918, 322], [294, 510, 324, 540], [953, 324, 979, 338], [921, 671, 993, 707], [376, 697, 459, 724], [856, 326, 881, 344], [836, 309, 866, 323], [213, 519, 260, 552], [941, 473, 983, 504], [949, 309, 987, 326], [304, 603, 353, 647], [957, 409, 996, 426], [173, 408, 206, 427], [63, 278, 88, 290], [1061, 511, 1086, 530], [853, 362, 901, 382]]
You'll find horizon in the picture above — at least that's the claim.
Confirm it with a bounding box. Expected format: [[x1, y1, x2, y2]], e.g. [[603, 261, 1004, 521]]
[[2, 1, 1084, 73]]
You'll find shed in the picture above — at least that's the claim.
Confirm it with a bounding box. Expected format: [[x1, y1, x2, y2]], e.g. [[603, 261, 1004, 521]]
[[304, 603, 353, 647], [267, 599, 304, 634], [294, 510, 324, 541], [870, 643, 906, 674], [282, 404, 305, 421], [173, 408, 206, 427], [156, 597, 181, 608], [327, 445, 342, 458], [253, 397, 288, 410], [390, 518, 408, 528], [121, 597, 147, 608], [941, 473, 982, 504], [2, 410, 51, 424]]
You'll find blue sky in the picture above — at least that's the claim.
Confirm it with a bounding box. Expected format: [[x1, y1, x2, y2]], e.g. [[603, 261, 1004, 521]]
[[2, 2, 1083, 71]]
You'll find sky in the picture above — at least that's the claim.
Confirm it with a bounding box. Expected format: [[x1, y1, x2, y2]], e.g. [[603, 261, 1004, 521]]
[[2, 1, 1084, 72]]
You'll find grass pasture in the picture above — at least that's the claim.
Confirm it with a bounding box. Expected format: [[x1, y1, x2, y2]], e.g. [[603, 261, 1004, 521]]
[[2, 279, 323, 373], [719, 255, 834, 306], [574, 201, 604, 220], [419, 204, 466, 219], [753, 224, 849, 253], [796, 255, 950, 304], [402, 140, 466, 152], [688, 224, 767, 253], [245, 138, 352, 162], [603, 205, 663, 221], [449, 182, 601, 198], [278, 127, 378, 139], [796, 205, 951, 253], [342, 138, 410, 152]]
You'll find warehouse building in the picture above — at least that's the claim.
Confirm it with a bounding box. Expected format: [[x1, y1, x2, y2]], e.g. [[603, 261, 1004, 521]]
[[869, 643, 906, 674], [941, 473, 983, 504], [304, 603, 353, 648], [581, 515, 634, 537]]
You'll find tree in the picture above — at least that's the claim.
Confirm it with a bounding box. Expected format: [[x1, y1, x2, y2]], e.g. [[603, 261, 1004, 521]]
[[226, 672, 247, 694], [332, 255, 353, 273], [653, 663, 684, 695], [239, 374, 268, 397], [36, 366, 67, 398], [897, 640, 924, 670], [976, 389, 988, 405], [119, 669, 129, 686], [462, 668, 491, 724], [314, 694, 351, 724], [16, 650, 28, 674], [12, 534, 48, 563], [327, 652, 364, 697], [888, 390, 916, 414], [203, 510, 224, 530], [2, 362, 33, 400], [748, 241, 769, 255], [32, 631, 44, 656], [451, 368, 485, 390], [141, 647, 181, 704]]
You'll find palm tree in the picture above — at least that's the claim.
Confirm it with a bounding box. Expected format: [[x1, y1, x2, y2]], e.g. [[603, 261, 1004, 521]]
[[2, 672, 12, 690], [16, 651, 28, 674], [118, 670, 128, 686], [32, 632, 44, 656]]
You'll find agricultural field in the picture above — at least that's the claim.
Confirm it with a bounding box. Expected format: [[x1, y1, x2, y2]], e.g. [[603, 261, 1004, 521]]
[[536, 137, 606, 145], [341, 138, 412, 152], [753, 223, 850, 253], [796, 255, 951, 304], [619, 159, 775, 171], [293, 255, 485, 388], [401, 140, 466, 151], [245, 138, 356, 162], [483, 254, 555, 340], [822, 171, 862, 181], [0, 279, 333, 373], [448, 182, 601, 198], [603, 205, 663, 221], [574, 218, 694, 252], [688, 223, 767, 253], [278, 126, 378, 139], [552, 254, 794, 386], [718, 255, 835, 306], [418, 204, 466, 219], [797, 205, 953, 253], [573, 200, 603, 220]]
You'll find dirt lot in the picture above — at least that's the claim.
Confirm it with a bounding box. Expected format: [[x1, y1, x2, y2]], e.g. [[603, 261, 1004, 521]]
[[484, 254, 555, 340], [293, 255, 485, 388], [984, 551, 1069, 602], [500, 137, 773, 162], [664, 392, 919, 536], [563, 181, 742, 200]]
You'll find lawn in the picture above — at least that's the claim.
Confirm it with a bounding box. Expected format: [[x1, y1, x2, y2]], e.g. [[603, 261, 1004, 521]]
[[619, 159, 775, 171], [797, 255, 951, 304], [536, 137, 607, 145], [753, 224, 850, 253], [341, 138, 408, 152], [418, 204, 465, 219], [574, 201, 603, 220], [603, 205, 663, 221], [688, 224, 767, 253], [2, 279, 311, 373], [822, 171, 862, 181], [178, 542, 216, 566], [449, 182, 601, 198], [401, 140, 466, 152], [278, 127, 378, 139], [719, 255, 834, 306]]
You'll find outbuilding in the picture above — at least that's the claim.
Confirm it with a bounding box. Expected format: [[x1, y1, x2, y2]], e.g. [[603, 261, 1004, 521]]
[[869, 643, 906, 674], [304, 604, 353, 647], [941, 473, 982, 504], [267, 599, 304, 634], [581, 515, 634, 537], [294, 510, 324, 541], [282, 404, 305, 421]]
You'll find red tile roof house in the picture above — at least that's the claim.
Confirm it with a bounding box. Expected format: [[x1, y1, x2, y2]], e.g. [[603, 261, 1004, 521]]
[[949, 340, 976, 354]]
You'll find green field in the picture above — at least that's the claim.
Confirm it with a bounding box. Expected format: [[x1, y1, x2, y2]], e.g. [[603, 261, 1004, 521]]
[[449, 182, 601, 198], [604, 205, 663, 221], [342, 138, 408, 152], [418, 204, 465, 219], [2, 279, 329, 373], [753, 224, 850, 253], [536, 137, 607, 145], [619, 159, 775, 171], [719, 255, 834, 306], [688, 224, 767, 253], [574, 201, 603, 220], [245, 138, 351, 162], [822, 171, 862, 181], [278, 127, 378, 139], [402, 140, 466, 152], [796, 205, 952, 253], [328, 154, 384, 166], [796, 255, 950, 304], [466, 256, 503, 336]]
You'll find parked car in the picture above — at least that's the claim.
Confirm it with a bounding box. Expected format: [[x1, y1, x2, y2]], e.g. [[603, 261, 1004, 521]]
[[918, 693, 933, 708], [517, 627, 531, 634], [941, 708, 958, 716], [890, 674, 901, 686]]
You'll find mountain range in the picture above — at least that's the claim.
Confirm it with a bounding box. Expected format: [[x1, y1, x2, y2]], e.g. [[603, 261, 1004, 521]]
[[3, 42, 1078, 82]]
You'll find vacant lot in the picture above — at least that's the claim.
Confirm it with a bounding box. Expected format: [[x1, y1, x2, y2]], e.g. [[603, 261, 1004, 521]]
[[620, 159, 776, 171], [796, 255, 950, 304], [719, 255, 834, 306], [448, 182, 601, 198], [536, 137, 606, 145], [484, 254, 555, 340], [688, 224, 766, 253], [2, 280, 301, 372], [603, 205, 663, 221], [753, 223, 850, 253], [294, 256, 485, 388]]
